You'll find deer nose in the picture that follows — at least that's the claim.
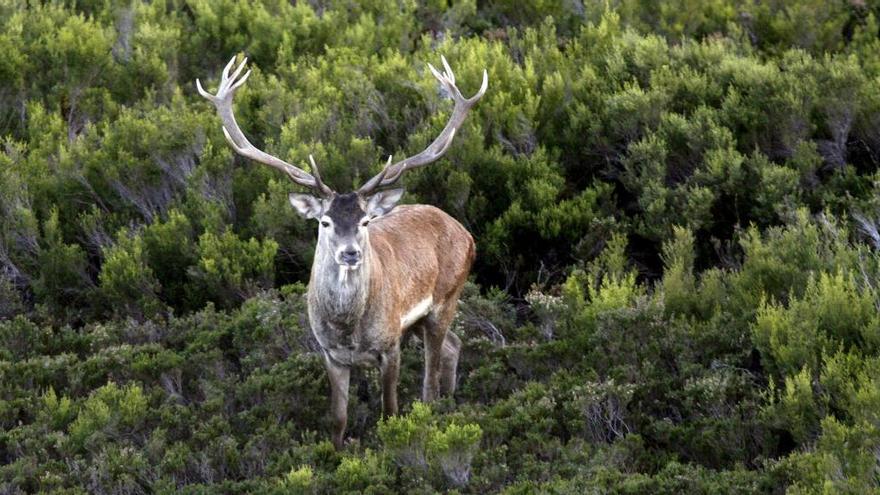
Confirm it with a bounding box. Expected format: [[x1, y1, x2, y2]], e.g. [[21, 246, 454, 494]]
[[340, 248, 361, 265]]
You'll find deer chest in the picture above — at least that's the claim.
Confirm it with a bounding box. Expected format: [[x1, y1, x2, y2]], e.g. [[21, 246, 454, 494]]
[[324, 345, 382, 367], [312, 320, 382, 367]]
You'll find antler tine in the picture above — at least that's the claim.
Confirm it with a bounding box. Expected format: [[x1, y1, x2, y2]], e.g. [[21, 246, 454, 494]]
[[358, 57, 488, 195], [441, 55, 455, 85], [222, 56, 237, 79], [377, 154, 395, 181], [197, 55, 333, 197], [230, 70, 252, 91], [309, 155, 334, 197], [227, 56, 247, 83]]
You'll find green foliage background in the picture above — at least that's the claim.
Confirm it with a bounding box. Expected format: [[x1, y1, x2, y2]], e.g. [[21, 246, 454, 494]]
[[3, 0, 880, 492]]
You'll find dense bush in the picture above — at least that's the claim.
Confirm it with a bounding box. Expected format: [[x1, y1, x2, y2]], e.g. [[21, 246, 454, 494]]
[[3, 0, 880, 493]]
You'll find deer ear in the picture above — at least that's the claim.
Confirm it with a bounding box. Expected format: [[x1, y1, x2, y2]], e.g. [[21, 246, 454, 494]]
[[366, 188, 404, 217], [288, 193, 325, 219]]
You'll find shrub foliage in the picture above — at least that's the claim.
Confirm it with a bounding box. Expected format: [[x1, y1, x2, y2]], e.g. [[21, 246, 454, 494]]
[[3, 0, 880, 493]]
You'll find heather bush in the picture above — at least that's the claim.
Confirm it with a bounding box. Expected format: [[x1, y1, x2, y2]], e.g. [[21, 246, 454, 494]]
[[3, 1, 880, 493]]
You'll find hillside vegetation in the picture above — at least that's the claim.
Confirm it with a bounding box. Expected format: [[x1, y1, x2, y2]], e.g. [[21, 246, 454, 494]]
[[3, 0, 880, 493]]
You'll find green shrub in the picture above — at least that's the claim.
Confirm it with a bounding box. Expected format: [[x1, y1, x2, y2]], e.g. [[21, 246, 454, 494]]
[[753, 272, 878, 379], [428, 422, 483, 488], [99, 229, 165, 321], [68, 382, 149, 452], [274, 465, 315, 494], [3, 1, 880, 493], [332, 450, 391, 495], [189, 229, 278, 308], [377, 401, 434, 470]]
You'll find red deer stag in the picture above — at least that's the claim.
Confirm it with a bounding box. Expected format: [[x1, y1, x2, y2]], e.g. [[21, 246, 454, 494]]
[[197, 55, 487, 449]]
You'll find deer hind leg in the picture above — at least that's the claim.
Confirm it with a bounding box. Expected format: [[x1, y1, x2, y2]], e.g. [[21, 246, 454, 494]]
[[323, 354, 350, 450], [439, 330, 461, 396], [420, 301, 461, 401], [420, 317, 446, 402], [379, 346, 401, 417]]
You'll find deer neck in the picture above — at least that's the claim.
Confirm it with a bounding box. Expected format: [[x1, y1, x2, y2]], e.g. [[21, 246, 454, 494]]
[[311, 243, 373, 325]]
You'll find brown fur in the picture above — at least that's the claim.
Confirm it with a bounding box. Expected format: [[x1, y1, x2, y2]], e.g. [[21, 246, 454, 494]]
[[308, 203, 474, 449]]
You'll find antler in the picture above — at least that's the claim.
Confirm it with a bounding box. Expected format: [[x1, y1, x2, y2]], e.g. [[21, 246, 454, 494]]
[[197, 56, 333, 197], [358, 56, 488, 195]]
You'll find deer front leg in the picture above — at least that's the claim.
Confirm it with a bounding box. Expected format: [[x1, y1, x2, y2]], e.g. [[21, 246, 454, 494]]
[[323, 354, 350, 450], [379, 346, 401, 417]]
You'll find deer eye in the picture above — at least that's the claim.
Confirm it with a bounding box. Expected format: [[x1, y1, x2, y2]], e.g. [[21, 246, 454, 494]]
[[321, 221, 330, 228], [360, 219, 370, 227]]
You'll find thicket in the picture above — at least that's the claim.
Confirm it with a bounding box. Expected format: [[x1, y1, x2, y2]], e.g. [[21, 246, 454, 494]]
[[3, 0, 880, 493]]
